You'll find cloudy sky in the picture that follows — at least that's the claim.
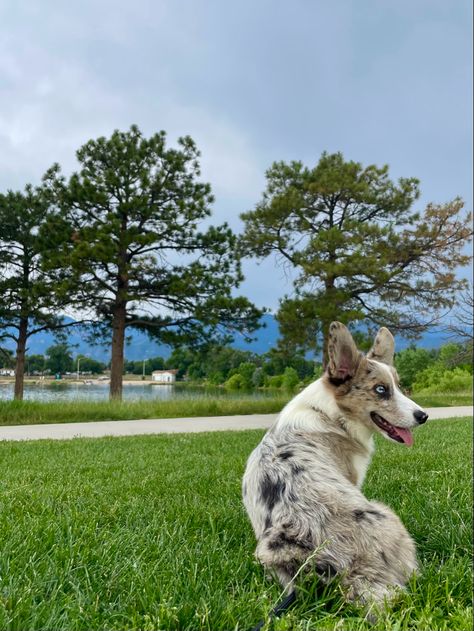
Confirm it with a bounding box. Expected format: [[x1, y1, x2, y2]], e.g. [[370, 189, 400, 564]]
[[1, 0, 472, 310]]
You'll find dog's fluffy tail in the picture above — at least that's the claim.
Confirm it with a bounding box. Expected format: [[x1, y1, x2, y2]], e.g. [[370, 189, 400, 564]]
[[248, 590, 297, 631]]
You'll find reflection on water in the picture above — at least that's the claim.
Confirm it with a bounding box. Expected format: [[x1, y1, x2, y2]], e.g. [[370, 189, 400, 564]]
[[0, 382, 276, 402]]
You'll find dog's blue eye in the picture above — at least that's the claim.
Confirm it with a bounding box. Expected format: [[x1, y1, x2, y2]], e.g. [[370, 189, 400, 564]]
[[375, 385, 387, 395]]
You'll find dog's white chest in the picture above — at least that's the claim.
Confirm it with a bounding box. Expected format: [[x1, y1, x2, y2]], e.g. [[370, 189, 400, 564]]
[[352, 450, 372, 488]]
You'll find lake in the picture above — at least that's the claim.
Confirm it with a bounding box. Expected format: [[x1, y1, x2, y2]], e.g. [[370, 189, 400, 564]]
[[0, 382, 276, 402]]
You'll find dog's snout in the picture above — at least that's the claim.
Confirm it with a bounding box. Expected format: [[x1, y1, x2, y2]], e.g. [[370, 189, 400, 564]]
[[413, 410, 429, 424]]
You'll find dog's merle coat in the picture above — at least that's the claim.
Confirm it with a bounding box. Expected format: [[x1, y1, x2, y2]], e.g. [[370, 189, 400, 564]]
[[243, 322, 427, 607]]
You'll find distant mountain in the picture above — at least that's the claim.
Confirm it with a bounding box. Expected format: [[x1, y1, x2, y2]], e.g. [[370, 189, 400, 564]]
[[2, 314, 449, 361], [235, 316, 449, 357], [227, 313, 280, 354], [1, 320, 170, 362]]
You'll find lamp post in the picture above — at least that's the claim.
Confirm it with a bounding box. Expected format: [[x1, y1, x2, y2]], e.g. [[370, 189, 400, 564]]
[[76, 357, 82, 382], [42, 355, 49, 381]]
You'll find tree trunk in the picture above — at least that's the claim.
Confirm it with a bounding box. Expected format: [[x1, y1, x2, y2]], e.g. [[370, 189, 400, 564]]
[[109, 303, 126, 400], [14, 317, 28, 401]]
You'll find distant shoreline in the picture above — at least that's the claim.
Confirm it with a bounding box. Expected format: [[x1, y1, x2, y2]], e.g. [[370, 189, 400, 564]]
[[0, 378, 176, 387]]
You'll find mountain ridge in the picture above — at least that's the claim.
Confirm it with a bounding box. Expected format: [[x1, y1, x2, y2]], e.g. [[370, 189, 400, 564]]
[[2, 314, 451, 362]]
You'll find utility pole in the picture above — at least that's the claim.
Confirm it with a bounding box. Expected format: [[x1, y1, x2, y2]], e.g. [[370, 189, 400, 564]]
[[76, 357, 82, 381]]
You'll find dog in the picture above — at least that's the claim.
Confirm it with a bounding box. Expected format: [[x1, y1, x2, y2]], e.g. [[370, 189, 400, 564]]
[[242, 322, 429, 611]]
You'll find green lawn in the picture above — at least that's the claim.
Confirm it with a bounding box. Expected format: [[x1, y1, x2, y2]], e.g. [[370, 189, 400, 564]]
[[0, 417, 471, 630], [410, 391, 472, 408], [0, 389, 471, 426]]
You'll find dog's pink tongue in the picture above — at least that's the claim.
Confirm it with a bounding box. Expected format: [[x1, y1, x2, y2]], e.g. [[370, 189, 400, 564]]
[[394, 427, 413, 446]]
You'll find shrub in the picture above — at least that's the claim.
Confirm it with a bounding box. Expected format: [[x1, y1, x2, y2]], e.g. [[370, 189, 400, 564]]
[[224, 374, 246, 390], [300, 363, 323, 386], [237, 362, 256, 388], [395, 347, 436, 389], [251, 367, 264, 388], [313, 363, 323, 379], [439, 342, 473, 372], [265, 374, 283, 388], [187, 362, 205, 381], [207, 371, 225, 385], [412, 366, 473, 394], [282, 366, 300, 391]]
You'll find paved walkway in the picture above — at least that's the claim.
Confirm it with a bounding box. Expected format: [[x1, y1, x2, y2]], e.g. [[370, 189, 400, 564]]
[[0, 406, 471, 442]]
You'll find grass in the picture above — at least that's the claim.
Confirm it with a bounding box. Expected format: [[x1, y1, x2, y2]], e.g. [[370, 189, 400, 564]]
[[0, 396, 290, 426], [411, 391, 472, 408], [0, 389, 471, 426], [0, 417, 471, 630]]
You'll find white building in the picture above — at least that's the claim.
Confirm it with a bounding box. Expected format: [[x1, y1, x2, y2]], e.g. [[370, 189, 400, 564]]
[[0, 368, 15, 376], [151, 369, 178, 383]]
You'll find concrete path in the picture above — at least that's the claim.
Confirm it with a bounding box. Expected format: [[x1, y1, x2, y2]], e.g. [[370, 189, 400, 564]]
[[0, 406, 471, 442]]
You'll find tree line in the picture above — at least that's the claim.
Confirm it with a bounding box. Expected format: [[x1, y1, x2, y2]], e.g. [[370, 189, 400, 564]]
[[2, 338, 470, 399], [0, 126, 472, 400], [0, 344, 105, 376], [0, 342, 316, 387]]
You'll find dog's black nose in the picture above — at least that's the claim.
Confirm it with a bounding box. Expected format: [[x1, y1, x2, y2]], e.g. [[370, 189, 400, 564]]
[[414, 410, 429, 424]]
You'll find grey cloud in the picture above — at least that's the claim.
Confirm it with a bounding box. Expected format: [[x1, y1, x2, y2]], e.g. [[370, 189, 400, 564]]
[[0, 0, 471, 310]]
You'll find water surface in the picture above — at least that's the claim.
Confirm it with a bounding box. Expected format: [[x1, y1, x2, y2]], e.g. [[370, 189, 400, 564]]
[[0, 382, 276, 402]]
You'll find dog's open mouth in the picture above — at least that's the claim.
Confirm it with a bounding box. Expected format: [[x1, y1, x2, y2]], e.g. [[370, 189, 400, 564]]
[[370, 412, 413, 446]]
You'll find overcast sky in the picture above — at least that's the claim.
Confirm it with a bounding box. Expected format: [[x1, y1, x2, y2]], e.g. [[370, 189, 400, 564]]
[[1, 0, 472, 310]]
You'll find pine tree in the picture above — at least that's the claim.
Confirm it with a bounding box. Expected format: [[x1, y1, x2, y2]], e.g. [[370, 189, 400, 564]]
[[240, 152, 472, 363], [43, 126, 262, 400], [0, 186, 80, 399]]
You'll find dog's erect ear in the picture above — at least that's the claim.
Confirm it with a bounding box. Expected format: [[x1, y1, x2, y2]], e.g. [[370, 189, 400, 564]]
[[366, 327, 395, 366], [327, 322, 361, 382]]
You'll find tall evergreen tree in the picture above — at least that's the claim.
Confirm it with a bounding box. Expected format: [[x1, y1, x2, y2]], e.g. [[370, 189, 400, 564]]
[[0, 186, 80, 399], [44, 126, 262, 400], [240, 152, 472, 363]]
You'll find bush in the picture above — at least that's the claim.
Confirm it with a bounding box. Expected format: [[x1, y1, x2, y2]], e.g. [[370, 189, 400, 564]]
[[301, 363, 324, 386], [224, 374, 246, 390], [395, 347, 436, 389], [187, 362, 205, 381], [251, 367, 264, 388], [237, 362, 256, 389], [412, 366, 473, 394], [76, 356, 106, 375], [265, 374, 283, 388], [313, 363, 323, 379], [207, 371, 225, 385], [282, 366, 300, 391], [438, 343, 473, 372]]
